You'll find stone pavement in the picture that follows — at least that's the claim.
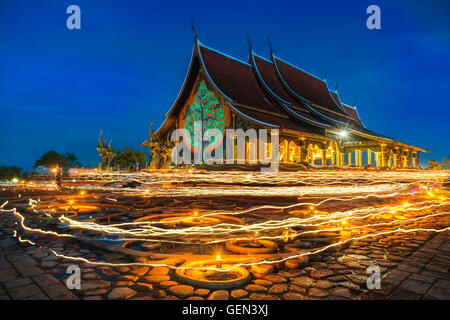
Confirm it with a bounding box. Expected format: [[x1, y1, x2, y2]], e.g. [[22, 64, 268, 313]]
[[364, 231, 450, 300], [0, 235, 78, 300]]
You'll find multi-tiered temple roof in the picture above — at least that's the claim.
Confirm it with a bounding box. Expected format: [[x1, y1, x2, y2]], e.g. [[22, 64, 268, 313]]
[[150, 38, 427, 153]]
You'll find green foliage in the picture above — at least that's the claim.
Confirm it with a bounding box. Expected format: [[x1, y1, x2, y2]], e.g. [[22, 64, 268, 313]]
[[33, 151, 80, 169], [113, 146, 147, 169], [441, 157, 450, 169], [0, 165, 24, 180], [183, 80, 226, 148]]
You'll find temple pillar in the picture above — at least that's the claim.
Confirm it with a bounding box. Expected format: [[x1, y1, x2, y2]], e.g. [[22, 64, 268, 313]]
[[331, 149, 335, 165], [336, 146, 342, 167], [381, 145, 387, 168], [281, 140, 288, 163], [340, 153, 344, 167], [357, 150, 362, 167], [393, 148, 399, 168], [308, 145, 314, 165], [347, 152, 352, 166], [367, 149, 372, 166], [412, 151, 418, 168], [321, 149, 326, 166]]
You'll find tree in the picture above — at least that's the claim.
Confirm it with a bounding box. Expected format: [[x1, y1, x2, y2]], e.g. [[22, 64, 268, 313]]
[[33, 151, 80, 169], [441, 157, 450, 170], [113, 147, 147, 170], [183, 80, 226, 152], [0, 165, 24, 180]]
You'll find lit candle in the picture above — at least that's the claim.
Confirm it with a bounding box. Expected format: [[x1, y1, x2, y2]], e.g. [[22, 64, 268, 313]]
[[253, 231, 259, 244], [216, 254, 222, 268]]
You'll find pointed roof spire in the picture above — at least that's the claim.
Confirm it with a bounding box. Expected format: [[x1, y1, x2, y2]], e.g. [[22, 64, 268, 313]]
[[267, 37, 273, 56], [335, 80, 339, 91], [323, 69, 328, 81], [191, 17, 197, 42], [354, 97, 358, 107], [247, 33, 252, 51]]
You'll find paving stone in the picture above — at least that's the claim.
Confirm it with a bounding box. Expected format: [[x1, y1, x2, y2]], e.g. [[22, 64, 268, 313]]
[[310, 269, 334, 279], [107, 287, 137, 300], [389, 288, 421, 300], [32, 274, 60, 288], [187, 296, 203, 300], [8, 284, 43, 299], [208, 290, 229, 300], [83, 295, 102, 300], [399, 279, 432, 295], [330, 287, 351, 298], [0, 271, 18, 282], [315, 280, 334, 289], [16, 266, 44, 277], [262, 274, 287, 283], [2, 277, 32, 289], [83, 288, 109, 296], [290, 276, 315, 288], [339, 281, 361, 291], [245, 284, 267, 293], [23, 293, 49, 300], [251, 264, 273, 276], [425, 285, 450, 300], [168, 285, 194, 298], [129, 266, 150, 277], [268, 284, 288, 295], [159, 280, 178, 288], [81, 280, 111, 291], [253, 279, 272, 286], [231, 289, 248, 299], [289, 284, 306, 294], [193, 288, 210, 297], [282, 292, 304, 300], [116, 275, 138, 282], [308, 287, 328, 298], [42, 283, 78, 300], [148, 266, 170, 275], [346, 274, 368, 285], [408, 273, 436, 283], [141, 275, 170, 284], [116, 266, 131, 273], [132, 282, 154, 292], [82, 272, 101, 280], [249, 293, 280, 300]]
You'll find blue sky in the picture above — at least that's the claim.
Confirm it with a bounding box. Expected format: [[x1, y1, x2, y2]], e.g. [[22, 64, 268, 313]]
[[1, 0, 449, 170]]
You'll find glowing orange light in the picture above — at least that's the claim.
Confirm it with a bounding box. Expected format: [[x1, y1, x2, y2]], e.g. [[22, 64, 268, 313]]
[[216, 254, 222, 268], [51, 168, 57, 173], [79, 191, 86, 196]]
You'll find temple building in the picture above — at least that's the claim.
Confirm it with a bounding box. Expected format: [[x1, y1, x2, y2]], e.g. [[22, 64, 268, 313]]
[[143, 37, 428, 169]]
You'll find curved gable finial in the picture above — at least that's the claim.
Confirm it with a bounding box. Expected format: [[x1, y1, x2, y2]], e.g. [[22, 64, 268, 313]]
[[191, 17, 197, 42], [267, 37, 273, 57], [335, 80, 339, 91], [246, 33, 252, 51]]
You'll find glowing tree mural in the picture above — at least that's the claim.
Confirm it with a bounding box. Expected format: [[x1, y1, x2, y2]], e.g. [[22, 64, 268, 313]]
[[182, 80, 226, 161]]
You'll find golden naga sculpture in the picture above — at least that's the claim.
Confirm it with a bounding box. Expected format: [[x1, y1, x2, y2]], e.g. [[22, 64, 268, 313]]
[[97, 129, 118, 170], [428, 159, 441, 170], [143, 118, 177, 169]]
